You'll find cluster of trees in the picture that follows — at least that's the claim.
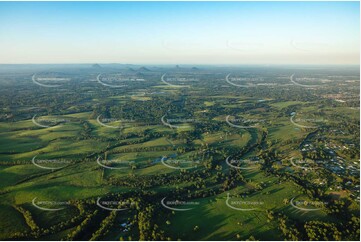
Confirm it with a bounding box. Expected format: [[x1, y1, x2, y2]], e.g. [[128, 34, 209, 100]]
[[137, 205, 167, 240], [269, 210, 347, 241], [304, 221, 342, 240], [259, 147, 359, 241], [13, 205, 39, 231], [108, 169, 211, 189], [275, 213, 301, 241], [90, 211, 117, 240], [11, 202, 88, 240], [67, 210, 98, 240]]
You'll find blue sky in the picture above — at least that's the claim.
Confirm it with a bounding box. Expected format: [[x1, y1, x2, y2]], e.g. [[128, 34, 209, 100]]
[[0, 1, 359, 65]]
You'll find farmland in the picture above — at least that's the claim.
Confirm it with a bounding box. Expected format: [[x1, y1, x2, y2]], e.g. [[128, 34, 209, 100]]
[[0, 64, 359, 240]]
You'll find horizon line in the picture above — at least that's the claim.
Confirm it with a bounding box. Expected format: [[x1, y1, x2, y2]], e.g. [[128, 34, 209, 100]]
[[0, 63, 359, 66]]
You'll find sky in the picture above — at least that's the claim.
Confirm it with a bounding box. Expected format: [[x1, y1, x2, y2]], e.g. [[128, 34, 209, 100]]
[[0, 1, 359, 65]]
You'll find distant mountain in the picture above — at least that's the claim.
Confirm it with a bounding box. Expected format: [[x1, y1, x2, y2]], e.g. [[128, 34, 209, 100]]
[[138, 66, 150, 72], [128, 68, 136, 72], [92, 64, 102, 69], [191, 67, 199, 71], [175, 65, 180, 69]]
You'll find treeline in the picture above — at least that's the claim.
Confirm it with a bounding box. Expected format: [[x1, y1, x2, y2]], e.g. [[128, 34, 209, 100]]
[[10, 202, 88, 240], [267, 209, 359, 241]]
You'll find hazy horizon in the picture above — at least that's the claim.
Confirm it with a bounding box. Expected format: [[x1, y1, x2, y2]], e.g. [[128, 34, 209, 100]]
[[0, 1, 359, 65]]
